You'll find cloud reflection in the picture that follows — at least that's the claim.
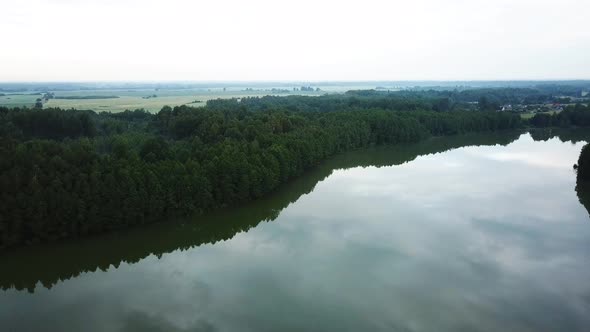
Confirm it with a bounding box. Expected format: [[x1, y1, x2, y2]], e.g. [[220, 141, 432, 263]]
[[1, 133, 589, 331]]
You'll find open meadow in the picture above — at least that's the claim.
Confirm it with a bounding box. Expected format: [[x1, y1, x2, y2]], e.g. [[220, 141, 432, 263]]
[[0, 88, 326, 112]]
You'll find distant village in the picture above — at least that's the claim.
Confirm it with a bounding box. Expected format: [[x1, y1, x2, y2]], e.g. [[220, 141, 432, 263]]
[[498, 92, 589, 114]]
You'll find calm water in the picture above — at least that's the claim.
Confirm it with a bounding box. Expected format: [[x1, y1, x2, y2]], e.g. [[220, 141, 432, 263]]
[[1, 131, 590, 332]]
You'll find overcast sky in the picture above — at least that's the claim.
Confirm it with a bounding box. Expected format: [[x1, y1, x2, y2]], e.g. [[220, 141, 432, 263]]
[[1, 0, 589, 81]]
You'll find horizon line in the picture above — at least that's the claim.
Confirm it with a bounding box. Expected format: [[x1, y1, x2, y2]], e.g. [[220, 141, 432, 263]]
[[1, 79, 590, 84]]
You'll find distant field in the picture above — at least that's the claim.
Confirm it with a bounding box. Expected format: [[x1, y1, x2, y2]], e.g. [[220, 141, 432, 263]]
[[0, 88, 325, 112], [54, 95, 120, 100], [0, 94, 43, 108]]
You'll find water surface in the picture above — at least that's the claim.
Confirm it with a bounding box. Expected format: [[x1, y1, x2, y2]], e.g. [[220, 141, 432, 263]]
[[1, 131, 590, 332]]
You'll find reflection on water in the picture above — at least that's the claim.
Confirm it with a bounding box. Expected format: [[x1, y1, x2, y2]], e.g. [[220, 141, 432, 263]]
[[1, 130, 590, 332], [0, 131, 522, 292]]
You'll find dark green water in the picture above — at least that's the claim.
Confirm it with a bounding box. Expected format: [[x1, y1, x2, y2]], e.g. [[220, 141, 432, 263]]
[[1, 130, 590, 332]]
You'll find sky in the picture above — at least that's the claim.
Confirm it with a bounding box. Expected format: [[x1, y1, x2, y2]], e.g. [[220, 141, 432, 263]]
[[1, 0, 589, 81]]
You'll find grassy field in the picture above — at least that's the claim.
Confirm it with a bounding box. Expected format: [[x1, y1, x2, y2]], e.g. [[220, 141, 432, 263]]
[[0, 94, 44, 108], [0, 88, 325, 113], [0, 82, 401, 112]]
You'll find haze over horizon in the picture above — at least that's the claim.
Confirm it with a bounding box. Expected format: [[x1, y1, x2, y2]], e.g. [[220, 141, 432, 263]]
[[2, 0, 589, 82]]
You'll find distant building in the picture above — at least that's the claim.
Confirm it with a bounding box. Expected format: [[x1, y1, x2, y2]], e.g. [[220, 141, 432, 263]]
[[548, 103, 564, 112]]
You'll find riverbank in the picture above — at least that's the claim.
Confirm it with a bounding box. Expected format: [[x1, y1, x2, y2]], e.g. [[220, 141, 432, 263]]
[[0, 131, 523, 291], [0, 104, 522, 249]]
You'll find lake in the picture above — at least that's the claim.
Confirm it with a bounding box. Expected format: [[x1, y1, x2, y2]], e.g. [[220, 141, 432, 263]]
[[1, 130, 590, 332]]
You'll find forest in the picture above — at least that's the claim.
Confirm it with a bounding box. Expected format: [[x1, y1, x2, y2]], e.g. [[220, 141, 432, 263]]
[[576, 142, 590, 222], [0, 92, 587, 249], [578, 143, 590, 182], [529, 103, 590, 127], [0, 131, 523, 292]]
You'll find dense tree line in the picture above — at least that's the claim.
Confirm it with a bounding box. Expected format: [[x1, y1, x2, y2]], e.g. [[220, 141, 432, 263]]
[[528, 103, 590, 128], [356, 88, 544, 106], [0, 95, 523, 249], [1, 108, 97, 139], [576, 144, 590, 219], [0, 131, 522, 292], [345, 85, 590, 110], [577, 143, 590, 182]]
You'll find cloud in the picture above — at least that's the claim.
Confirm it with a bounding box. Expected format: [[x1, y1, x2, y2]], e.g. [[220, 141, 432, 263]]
[[120, 311, 217, 332], [0, 0, 588, 80]]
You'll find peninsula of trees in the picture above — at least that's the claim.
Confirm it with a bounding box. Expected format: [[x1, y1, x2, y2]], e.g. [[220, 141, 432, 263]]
[[576, 143, 590, 218], [1, 91, 588, 249], [576, 143, 590, 182], [0, 131, 524, 292]]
